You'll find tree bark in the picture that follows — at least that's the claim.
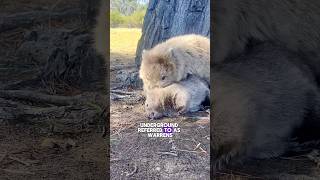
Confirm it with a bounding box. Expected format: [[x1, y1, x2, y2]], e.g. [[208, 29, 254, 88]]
[[135, 0, 210, 66]]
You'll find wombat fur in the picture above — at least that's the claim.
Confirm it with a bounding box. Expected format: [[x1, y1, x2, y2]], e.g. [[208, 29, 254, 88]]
[[139, 34, 210, 91], [145, 75, 209, 120], [213, 0, 320, 84], [212, 43, 320, 168]]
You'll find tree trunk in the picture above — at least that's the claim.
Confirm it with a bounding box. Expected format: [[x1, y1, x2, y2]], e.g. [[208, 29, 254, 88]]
[[135, 0, 210, 66]]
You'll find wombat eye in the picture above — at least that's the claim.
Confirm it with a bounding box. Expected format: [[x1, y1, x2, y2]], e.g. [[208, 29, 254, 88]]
[[161, 76, 166, 80], [146, 104, 149, 107]]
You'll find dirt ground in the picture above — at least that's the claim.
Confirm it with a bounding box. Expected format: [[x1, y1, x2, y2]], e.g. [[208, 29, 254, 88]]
[[110, 55, 210, 179], [110, 55, 320, 180], [0, 125, 106, 179], [0, 0, 107, 179]]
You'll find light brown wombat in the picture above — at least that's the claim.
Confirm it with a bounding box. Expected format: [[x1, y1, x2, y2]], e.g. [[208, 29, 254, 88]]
[[139, 34, 210, 91]]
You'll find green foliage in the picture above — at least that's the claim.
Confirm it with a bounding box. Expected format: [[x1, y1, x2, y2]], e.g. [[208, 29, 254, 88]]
[[110, 11, 125, 27], [110, 8, 146, 28], [111, 0, 148, 15]]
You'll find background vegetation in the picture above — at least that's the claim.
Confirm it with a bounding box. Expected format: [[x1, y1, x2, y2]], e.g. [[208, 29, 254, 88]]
[[110, 0, 148, 28]]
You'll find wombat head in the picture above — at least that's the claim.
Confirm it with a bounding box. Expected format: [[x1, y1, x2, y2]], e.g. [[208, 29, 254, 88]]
[[139, 49, 178, 90], [144, 90, 164, 120]]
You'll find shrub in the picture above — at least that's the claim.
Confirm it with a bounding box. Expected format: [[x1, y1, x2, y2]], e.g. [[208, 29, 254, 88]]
[[110, 9, 146, 28]]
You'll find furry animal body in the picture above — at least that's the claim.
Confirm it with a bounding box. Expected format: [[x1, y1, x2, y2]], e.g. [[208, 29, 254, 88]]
[[212, 43, 320, 167], [213, 0, 320, 83], [139, 34, 210, 91], [145, 75, 209, 120]]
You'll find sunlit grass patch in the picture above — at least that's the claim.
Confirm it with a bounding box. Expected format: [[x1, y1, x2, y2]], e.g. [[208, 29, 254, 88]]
[[110, 28, 142, 57]]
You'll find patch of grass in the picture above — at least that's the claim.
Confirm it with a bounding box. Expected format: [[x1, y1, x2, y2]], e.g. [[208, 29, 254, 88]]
[[110, 28, 142, 58]]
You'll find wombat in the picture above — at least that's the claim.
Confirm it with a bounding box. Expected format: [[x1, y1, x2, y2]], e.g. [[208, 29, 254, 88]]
[[212, 43, 320, 168], [139, 34, 210, 91], [145, 75, 209, 120]]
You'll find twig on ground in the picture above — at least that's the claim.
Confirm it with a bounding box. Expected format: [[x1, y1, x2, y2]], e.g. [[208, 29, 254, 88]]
[[0, 90, 83, 106], [0, 168, 35, 175], [111, 93, 130, 100], [198, 147, 208, 154], [182, 116, 209, 121], [156, 151, 178, 157], [110, 65, 137, 71], [111, 90, 135, 95], [194, 143, 201, 150], [176, 149, 207, 154], [193, 143, 208, 154], [8, 156, 31, 166], [176, 149, 201, 154], [110, 158, 132, 162]]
